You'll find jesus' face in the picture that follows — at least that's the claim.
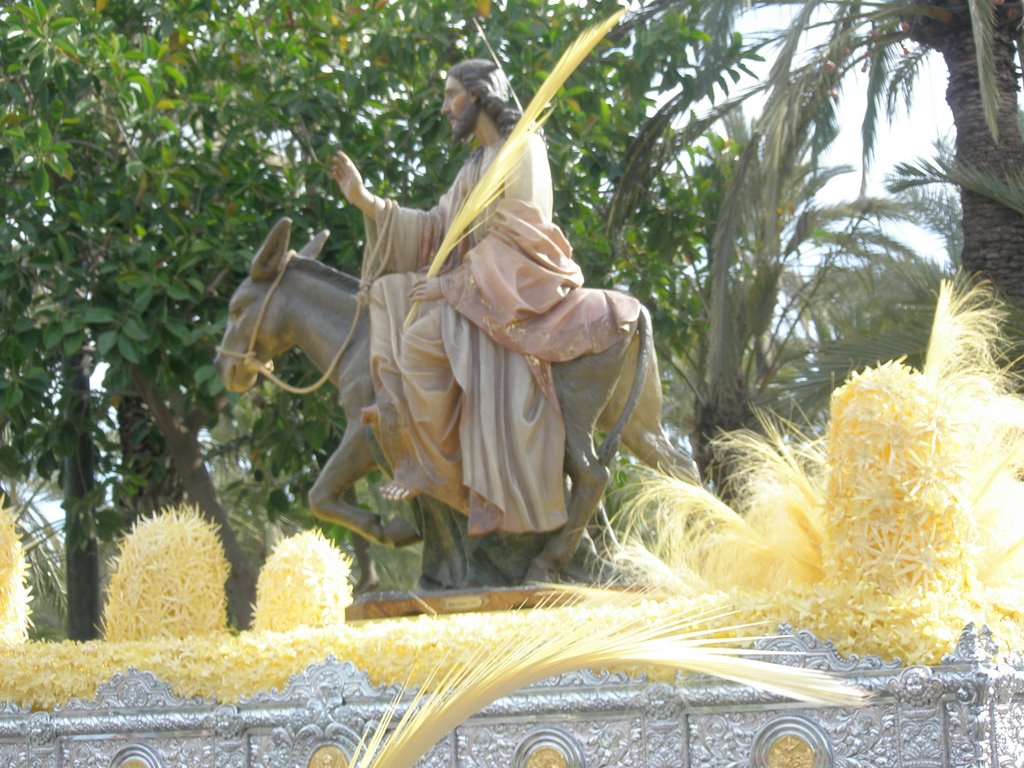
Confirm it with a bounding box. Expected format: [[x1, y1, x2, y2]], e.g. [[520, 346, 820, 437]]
[[441, 75, 479, 144]]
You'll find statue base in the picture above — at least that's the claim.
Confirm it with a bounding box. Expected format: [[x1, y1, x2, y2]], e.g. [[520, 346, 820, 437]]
[[346, 586, 554, 621]]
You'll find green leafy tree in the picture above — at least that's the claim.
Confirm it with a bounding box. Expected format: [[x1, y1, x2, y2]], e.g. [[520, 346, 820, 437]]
[[2, 0, 746, 630]]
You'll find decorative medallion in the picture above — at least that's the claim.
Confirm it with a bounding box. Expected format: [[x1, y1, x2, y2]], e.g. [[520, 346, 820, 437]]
[[525, 745, 570, 768], [512, 727, 585, 768], [308, 744, 349, 768], [110, 744, 164, 768], [750, 715, 833, 768], [766, 734, 815, 768]]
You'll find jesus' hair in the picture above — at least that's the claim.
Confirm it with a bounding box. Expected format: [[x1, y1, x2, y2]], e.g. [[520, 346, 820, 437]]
[[448, 59, 521, 139]]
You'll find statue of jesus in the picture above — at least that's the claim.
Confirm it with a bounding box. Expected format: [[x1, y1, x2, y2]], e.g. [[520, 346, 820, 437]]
[[332, 59, 639, 541]]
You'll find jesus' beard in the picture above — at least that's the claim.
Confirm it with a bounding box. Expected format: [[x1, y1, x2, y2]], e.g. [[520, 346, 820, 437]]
[[450, 101, 480, 144]]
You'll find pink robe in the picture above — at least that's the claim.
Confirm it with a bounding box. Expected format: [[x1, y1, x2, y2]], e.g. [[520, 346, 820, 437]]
[[366, 135, 639, 535]]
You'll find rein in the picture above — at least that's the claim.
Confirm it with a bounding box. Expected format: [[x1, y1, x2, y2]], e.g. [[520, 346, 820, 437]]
[[217, 205, 394, 396]]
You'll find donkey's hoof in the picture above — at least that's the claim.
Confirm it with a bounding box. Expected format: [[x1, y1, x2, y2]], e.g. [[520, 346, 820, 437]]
[[354, 576, 382, 595]]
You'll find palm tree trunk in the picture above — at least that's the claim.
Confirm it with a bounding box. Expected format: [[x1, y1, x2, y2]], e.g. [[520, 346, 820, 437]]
[[930, 20, 1024, 305], [692, 383, 757, 507]]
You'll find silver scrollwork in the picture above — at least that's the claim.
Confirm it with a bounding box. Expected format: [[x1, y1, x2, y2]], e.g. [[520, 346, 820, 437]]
[[0, 625, 1019, 766]]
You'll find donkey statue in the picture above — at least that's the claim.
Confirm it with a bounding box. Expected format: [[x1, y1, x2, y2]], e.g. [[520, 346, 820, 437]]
[[215, 218, 697, 588]]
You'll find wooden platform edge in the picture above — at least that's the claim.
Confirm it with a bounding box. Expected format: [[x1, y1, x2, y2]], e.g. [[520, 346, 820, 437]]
[[345, 586, 556, 621]]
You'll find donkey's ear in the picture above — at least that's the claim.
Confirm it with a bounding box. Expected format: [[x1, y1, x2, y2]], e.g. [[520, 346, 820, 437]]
[[252, 217, 292, 281], [297, 229, 330, 260]]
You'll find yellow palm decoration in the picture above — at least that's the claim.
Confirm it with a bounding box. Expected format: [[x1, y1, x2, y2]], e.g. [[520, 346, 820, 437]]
[[0, 497, 31, 645], [404, 8, 625, 328], [349, 592, 868, 768], [615, 280, 1024, 665]]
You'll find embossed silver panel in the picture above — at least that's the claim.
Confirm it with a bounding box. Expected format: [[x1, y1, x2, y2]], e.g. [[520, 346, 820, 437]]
[[1, 625, 1022, 767]]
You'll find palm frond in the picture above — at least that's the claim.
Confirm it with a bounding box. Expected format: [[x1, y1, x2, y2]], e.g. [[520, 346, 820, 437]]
[[754, 6, 859, 179], [770, 254, 948, 414], [608, 89, 749, 235], [890, 153, 1024, 217], [951, 165, 1024, 218], [892, 183, 964, 263], [863, 36, 903, 166], [350, 592, 869, 768], [966, 0, 1000, 140], [404, 9, 625, 328], [885, 46, 929, 120]]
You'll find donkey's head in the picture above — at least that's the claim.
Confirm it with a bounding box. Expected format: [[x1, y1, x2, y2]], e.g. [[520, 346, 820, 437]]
[[214, 217, 329, 392]]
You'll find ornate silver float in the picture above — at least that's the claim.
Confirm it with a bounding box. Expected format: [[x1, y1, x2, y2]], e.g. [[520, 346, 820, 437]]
[[1, 623, 1022, 767]]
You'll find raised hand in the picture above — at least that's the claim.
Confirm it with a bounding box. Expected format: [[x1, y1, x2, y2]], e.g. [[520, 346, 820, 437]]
[[330, 150, 368, 206]]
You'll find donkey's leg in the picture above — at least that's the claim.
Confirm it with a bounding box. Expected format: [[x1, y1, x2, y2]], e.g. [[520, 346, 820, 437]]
[[524, 345, 629, 583], [525, 419, 609, 583], [308, 424, 422, 547], [614, 336, 700, 482], [616, 352, 698, 480], [623, 425, 699, 480], [342, 487, 380, 594]]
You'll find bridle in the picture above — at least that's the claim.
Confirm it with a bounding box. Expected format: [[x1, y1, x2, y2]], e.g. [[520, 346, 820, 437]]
[[215, 249, 362, 396], [217, 204, 393, 396]]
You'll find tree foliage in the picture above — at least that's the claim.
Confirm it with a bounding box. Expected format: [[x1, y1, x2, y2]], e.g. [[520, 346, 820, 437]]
[[1, 0, 750, 630], [683, 0, 1024, 304]]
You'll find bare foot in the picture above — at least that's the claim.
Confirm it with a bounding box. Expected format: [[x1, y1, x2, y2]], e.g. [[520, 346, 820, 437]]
[[380, 480, 420, 502]]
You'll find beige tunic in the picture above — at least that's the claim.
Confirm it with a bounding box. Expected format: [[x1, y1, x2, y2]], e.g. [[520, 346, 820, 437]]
[[366, 135, 639, 536]]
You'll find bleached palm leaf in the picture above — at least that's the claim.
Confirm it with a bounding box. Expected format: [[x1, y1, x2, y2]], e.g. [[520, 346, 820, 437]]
[[350, 593, 868, 768]]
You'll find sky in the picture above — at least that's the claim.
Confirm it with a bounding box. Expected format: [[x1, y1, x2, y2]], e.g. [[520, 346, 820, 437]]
[[734, 10, 956, 259], [819, 51, 954, 256]]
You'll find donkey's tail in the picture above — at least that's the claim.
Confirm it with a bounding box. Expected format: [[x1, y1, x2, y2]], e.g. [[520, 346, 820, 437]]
[[596, 305, 652, 468]]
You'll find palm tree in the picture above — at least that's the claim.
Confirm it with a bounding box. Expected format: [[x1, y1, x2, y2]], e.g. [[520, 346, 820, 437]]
[[715, 0, 1023, 304], [618, 0, 1023, 304], [906, 0, 1024, 303], [613, 107, 923, 499]]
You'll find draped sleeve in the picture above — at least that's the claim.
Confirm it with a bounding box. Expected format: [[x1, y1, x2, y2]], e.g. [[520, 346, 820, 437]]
[[362, 159, 480, 275]]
